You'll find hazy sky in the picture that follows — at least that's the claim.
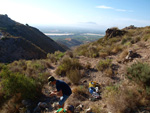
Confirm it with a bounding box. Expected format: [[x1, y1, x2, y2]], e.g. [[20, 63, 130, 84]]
[[0, 0, 149, 29]]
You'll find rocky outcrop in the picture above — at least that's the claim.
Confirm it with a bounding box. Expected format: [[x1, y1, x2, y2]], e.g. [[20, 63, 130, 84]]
[[105, 28, 126, 39]]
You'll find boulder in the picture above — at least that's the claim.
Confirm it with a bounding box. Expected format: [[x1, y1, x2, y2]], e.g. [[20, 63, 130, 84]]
[[105, 28, 126, 39]]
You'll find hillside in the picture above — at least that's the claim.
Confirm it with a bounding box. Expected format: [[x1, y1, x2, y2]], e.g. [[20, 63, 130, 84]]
[[56, 38, 82, 48], [0, 14, 66, 63], [0, 25, 150, 113], [43, 26, 150, 113]]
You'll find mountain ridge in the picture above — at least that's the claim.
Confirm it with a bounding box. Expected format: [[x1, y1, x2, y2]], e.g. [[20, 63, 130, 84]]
[[0, 14, 66, 63]]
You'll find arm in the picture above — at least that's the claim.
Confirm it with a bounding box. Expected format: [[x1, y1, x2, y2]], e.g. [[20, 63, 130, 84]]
[[57, 90, 63, 96], [50, 90, 63, 97]]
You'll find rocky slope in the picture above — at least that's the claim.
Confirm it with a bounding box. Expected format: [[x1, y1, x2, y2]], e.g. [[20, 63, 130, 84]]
[[36, 26, 150, 113]]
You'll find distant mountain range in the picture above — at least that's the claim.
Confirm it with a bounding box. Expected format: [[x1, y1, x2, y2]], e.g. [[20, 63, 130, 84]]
[[0, 14, 66, 63]]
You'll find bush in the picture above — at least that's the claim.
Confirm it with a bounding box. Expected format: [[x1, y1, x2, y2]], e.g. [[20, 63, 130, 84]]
[[111, 45, 122, 54], [96, 59, 112, 71], [85, 62, 91, 69], [74, 44, 99, 58], [74, 44, 89, 56], [0, 67, 37, 99], [126, 62, 150, 92], [47, 51, 65, 63], [121, 37, 132, 44], [9, 59, 50, 84], [102, 82, 145, 113], [72, 85, 89, 101], [55, 57, 82, 76], [66, 69, 81, 84], [99, 52, 109, 58]]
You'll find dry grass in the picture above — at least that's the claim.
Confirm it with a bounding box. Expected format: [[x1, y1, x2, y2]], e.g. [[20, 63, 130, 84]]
[[96, 58, 112, 72], [99, 52, 109, 58], [117, 49, 128, 62], [55, 56, 82, 76], [102, 81, 148, 113], [90, 104, 107, 113], [66, 69, 81, 84], [72, 85, 89, 101], [111, 45, 122, 54], [0, 94, 22, 113], [85, 62, 91, 69], [104, 68, 114, 77]]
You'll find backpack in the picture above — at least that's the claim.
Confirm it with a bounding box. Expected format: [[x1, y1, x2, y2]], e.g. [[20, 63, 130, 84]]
[[89, 81, 97, 88]]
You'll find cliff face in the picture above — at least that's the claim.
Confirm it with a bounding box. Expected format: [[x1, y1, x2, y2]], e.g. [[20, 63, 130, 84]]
[[0, 14, 66, 63]]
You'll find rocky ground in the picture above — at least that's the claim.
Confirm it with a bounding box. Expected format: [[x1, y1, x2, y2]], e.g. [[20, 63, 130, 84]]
[[30, 41, 150, 113]]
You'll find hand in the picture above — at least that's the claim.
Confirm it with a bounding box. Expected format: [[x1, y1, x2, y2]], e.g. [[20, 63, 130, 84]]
[[50, 92, 56, 97]]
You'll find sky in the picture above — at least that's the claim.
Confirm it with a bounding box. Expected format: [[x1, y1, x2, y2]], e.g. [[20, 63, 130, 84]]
[[0, 0, 150, 30]]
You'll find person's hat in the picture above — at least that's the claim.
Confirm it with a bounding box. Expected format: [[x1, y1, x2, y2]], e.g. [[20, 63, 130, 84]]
[[67, 105, 74, 112], [48, 76, 55, 85]]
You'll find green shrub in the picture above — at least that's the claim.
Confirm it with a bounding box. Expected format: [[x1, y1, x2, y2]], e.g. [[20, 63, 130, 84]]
[[74, 44, 99, 58], [121, 37, 132, 44], [55, 57, 82, 76], [75, 45, 89, 57], [9, 59, 50, 84], [111, 44, 122, 54], [126, 62, 150, 91], [0, 68, 37, 99], [143, 34, 150, 41], [96, 59, 112, 71], [47, 51, 65, 63]]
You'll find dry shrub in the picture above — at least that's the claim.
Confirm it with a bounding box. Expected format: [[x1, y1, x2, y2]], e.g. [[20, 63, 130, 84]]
[[143, 34, 150, 41], [104, 68, 114, 77], [118, 49, 128, 61], [137, 42, 147, 48], [111, 45, 122, 54], [90, 104, 107, 113], [96, 58, 112, 72], [85, 62, 91, 69], [9, 60, 27, 73], [99, 52, 109, 58], [0, 94, 22, 113], [72, 85, 89, 101], [102, 81, 147, 113], [104, 46, 112, 55], [66, 50, 74, 58], [67, 69, 81, 84]]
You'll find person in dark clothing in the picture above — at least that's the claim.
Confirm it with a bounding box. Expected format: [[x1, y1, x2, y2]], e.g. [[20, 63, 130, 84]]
[[48, 76, 72, 108]]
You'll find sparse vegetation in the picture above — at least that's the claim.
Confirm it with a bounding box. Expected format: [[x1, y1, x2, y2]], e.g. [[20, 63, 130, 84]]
[[96, 58, 112, 71], [102, 82, 146, 113], [0, 67, 37, 99], [1, 25, 150, 113], [67, 69, 81, 84], [126, 62, 150, 94], [55, 56, 82, 77], [47, 51, 65, 63], [72, 85, 89, 101]]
